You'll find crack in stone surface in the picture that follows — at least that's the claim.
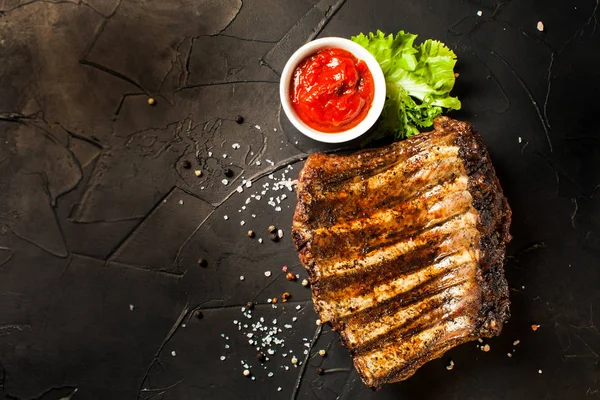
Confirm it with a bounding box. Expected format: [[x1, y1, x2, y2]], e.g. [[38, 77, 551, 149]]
[[137, 302, 191, 399], [490, 49, 553, 152], [291, 325, 322, 400], [262, 0, 347, 74]]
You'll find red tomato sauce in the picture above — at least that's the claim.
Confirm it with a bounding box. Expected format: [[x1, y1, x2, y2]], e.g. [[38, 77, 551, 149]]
[[290, 48, 375, 133]]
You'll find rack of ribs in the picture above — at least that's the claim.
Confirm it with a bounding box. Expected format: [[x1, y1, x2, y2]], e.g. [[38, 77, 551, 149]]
[[292, 117, 512, 388]]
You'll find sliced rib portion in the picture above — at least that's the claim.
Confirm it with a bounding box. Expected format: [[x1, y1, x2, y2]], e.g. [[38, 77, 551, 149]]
[[292, 117, 511, 388]]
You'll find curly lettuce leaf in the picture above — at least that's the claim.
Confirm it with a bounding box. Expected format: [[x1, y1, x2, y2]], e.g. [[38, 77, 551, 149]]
[[352, 30, 461, 140]]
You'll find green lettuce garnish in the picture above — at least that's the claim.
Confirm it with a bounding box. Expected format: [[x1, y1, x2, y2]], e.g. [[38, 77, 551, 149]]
[[351, 30, 461, 141]]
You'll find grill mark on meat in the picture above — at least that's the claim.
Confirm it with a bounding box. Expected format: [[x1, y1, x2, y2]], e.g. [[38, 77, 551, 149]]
[[316, 226, 480, 309], [298, 150, 462, 229], [312, 211, 479, 279], [302, 176, 471, 261], [299, 133, 457, 191], [333, 256, 476, 322], [292, 173, 468, 257], [308, 145, 459, 198], [357, 316, 474, 385], [343, 284, 476, 351], [315, 234, 449, 297], [351, 289, 476, 356], [292, 117, 511, 388]]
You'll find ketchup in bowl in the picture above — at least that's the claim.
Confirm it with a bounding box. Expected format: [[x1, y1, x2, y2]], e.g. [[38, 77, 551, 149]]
[[290, 48, 375, 133]]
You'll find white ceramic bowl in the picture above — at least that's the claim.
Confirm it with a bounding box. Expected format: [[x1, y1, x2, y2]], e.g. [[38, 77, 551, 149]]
[[280, 37, 386, 144]]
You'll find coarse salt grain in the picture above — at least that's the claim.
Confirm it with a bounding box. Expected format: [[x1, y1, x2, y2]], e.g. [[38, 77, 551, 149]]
[[220, 356, 226, 361], [296, 305, 302, 310], [240, 276, 245, 281], [477, 10, 482, 16], [537, 21, 544, 31], [224, 215, 229, 220], [179, 200, 184, 205], [222, 179, 229, 185], [258, 238, 263, 243], [232, 143, 241, 149], [538, 369, 543, 374], [236, 186, 243, 193], [171, 351, 176, 356], [240, 221, 245, 226], [129, 304, 134, 311], [264, 271, 272, 277], [255, 125, 261, 130], [243, 369, 250, 376]]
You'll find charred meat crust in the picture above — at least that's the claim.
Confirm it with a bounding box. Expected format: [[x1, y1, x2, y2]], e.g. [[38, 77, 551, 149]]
[[437, 117, 512, 334], [292, 117, 512, 388]]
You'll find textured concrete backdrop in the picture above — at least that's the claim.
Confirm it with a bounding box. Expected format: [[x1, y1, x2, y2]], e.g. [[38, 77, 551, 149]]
[[1, 0, 599, 399]]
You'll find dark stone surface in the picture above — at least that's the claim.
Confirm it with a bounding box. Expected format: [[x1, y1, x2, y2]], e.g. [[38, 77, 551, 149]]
[[0, 0, 599, 399]]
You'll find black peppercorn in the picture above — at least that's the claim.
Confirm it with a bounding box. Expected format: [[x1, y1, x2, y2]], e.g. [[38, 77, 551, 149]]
[[224, 168, 233, 177], [197, 258, 207, 267], [195, 310, 204, 319], [182, 160, 191, 169], [256, 353, 266, 362], [316, 367, 324, 375], [268, 225, 276, 233], [235, 115, 244, 124], [246, 301, 254, 310], [269, 233, 279, 242]]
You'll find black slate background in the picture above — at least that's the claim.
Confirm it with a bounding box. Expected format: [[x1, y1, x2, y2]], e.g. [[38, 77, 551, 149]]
[[1, 0, 599, 399]]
